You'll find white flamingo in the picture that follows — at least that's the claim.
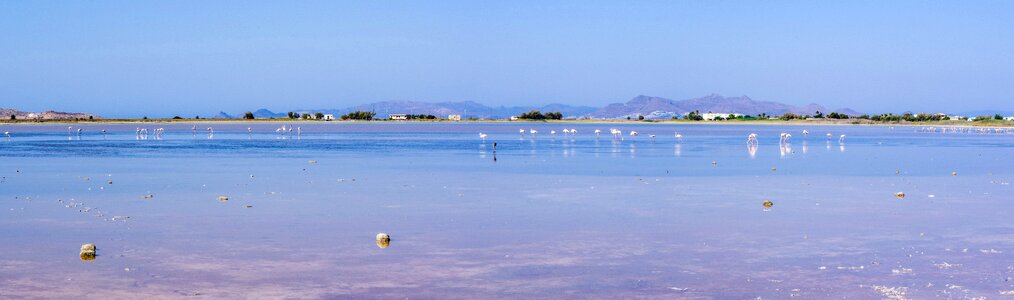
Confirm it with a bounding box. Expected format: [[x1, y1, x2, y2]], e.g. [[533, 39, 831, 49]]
[[839, 134, 846, 144], [550, 130, 557, 136], [610, 128, 621, 139], [747, 133, 758, 145], [629, 131, 638, 137], [594, 129, 602, 138], [570, 129, 577, 137], [779, 133, 792, 144], [479, 133, 488, 141], [530, 129, 538, 136], [247, 127, 252, 133], [67, 126, 73, 135], [649, 134, 656, 141], [77, 128, 82, 135], [802, 129, 809, 138], [3, 131, 9, 139], [826, 133, 832, 141], [674, 132, 683, 142], [562, 129, 570, 135], [519, 129, 526, 137]]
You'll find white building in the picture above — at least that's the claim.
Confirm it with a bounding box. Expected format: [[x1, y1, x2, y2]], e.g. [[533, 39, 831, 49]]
[[389, 114, 408, 120], [448, 114, 462, 121], [688, 112, 744, 120], [510, 116, 519, 121], [1005, 116, 1014, 121], [323, 114, 335, 121]]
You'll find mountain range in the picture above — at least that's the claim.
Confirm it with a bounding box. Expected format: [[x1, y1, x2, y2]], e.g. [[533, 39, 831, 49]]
[[236, 94, 860, 120], [590, 94, 861, 119]]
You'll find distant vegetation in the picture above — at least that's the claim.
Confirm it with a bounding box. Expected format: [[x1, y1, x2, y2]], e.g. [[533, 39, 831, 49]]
[[243, 112, 255, 119], [341, 111, 376, 120], [405, 114, 437, 120], [518, 110, 563, 120]]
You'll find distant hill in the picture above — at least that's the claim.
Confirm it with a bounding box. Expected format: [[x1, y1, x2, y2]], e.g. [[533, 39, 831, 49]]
[[232, 94, 860, 120], [1, 108, 99, 120], [239, 101, 597, 119], [590, 94, 860, 119]]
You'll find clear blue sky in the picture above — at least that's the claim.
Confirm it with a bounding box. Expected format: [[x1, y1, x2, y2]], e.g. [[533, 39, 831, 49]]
[[1, 1, 1012, 118]]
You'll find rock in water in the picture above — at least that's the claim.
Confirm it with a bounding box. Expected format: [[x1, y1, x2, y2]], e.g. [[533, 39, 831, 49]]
[[376, 233, 391, 249]]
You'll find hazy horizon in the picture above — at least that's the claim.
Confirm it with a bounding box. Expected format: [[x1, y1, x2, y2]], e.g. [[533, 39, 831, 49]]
[[2, 1, 1012, 118]]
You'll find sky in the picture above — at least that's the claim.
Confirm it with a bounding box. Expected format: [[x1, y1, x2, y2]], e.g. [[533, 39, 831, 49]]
[[1, 1, 1012, 118]]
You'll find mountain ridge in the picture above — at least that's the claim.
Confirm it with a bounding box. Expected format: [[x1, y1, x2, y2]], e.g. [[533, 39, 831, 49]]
[[235, 94, 862, 120]]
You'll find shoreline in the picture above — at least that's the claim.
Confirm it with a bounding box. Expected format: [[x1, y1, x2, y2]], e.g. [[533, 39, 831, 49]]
[[1, 118, 1012, 127]]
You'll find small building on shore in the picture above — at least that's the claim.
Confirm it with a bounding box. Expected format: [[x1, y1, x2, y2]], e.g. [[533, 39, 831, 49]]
[[691, 112, 744, 120], [510, 116, 519, 121], [389, 114, 408, 120], [323, 114, 335, 121], [448, 114, 462, 121]]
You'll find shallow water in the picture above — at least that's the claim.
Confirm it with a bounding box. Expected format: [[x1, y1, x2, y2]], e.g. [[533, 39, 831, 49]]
[[1, 122, 1012, 299]]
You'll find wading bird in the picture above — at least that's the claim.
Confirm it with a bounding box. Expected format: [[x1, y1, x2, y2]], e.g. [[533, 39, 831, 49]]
[[479, 133, 487, 141], [747, 133, 758, 145]]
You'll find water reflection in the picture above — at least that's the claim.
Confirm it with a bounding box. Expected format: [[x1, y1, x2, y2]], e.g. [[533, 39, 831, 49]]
[[747, 144, 757, 159], [802, 141, 808, 154], [674, 144, 682, 157]]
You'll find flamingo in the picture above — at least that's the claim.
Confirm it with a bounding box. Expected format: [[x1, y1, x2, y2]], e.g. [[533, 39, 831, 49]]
[[826, 133, 832, 141], [519, 129, 526, 137], [550, 130, 557, 136], [207, 127, 214, 134], [562, 129, 570, 135], [649, 134, 656, 141], [629, 131, 638, 137], [779, 133, 792, 144], [297, 127, 301, 136], [570, 129, 577, 136], [247, 127, 252, 133], [802, 129, 809, 138], [674, 132, 683, 142], [77, 128, 82, 135], [747, 133, 758, 145], [594, 129, 602, 138], [479, 133, 488, 141], [839, 134, 846, 144], [530, 129, 538, 136], [67, 126, 73, 135], [3, 131, 9, 139]]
